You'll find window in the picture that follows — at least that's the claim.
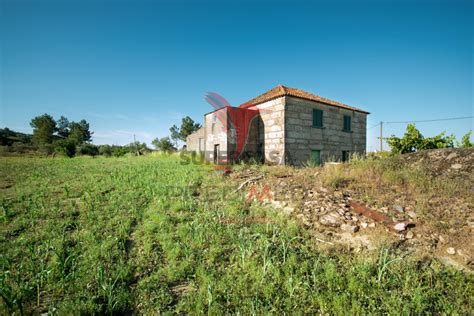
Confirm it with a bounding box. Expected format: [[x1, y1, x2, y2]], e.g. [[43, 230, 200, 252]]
[[342, 151, 350, 162], [312, 109, 323, 128], [343, 115, 351, 132]]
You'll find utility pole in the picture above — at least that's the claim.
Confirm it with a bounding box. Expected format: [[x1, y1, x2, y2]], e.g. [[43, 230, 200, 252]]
[[379, 121, 383, 152]]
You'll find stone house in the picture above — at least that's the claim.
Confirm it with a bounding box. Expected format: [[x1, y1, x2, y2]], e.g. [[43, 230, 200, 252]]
[[186, 85, 369, 165]]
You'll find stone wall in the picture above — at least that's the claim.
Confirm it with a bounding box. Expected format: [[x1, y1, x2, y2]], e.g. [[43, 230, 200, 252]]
[[254, 97, 286, 165], [185, 127, 205, 152], [284, 96, 367, 165], [204, 108, 229, 163]]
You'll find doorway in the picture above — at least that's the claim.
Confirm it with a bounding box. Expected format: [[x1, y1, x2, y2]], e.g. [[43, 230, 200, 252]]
[[342, 151, 350, 162], [214, 144, 220, 164], [310, 150, 321, 166]]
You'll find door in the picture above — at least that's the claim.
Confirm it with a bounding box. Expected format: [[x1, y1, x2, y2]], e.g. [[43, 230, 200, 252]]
[[342, 151, 350, 162], [310, 150, 321, 166], [214, 144, 220, 164]]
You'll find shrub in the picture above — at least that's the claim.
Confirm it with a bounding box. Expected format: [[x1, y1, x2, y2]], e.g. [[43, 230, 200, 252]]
[[152, 137, 176, 153], [112, 146, 127, 157], [55, 140, 76, 157], [10, 142, 31, 153], [385, 124, 454, 154], [458, 130, 473, 148], [77, 143, 99, 157], [38, 143, 55, 156], [98, 145, 113, 157]]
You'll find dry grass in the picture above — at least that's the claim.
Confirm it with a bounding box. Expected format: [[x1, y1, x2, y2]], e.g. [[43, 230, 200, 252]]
[[320, 153, 473, 251]]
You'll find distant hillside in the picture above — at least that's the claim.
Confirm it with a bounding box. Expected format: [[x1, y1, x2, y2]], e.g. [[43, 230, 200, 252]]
[[0, 128, 33, 146]]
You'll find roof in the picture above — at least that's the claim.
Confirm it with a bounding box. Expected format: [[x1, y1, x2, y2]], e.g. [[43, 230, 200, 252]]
[[203, 107, 227, 117], [240, 85, 369, 114]]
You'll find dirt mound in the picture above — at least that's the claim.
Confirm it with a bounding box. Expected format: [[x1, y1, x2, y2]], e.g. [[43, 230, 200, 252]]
[[232, 167, 407, 252], [230, 148, 474, 272], [396, 148, 474, 180]]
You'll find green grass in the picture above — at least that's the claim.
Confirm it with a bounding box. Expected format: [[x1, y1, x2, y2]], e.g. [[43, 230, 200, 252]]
[[1, 156, 473, 314]]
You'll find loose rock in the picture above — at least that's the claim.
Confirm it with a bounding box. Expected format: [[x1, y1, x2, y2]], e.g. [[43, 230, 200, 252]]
[[341, 224, 359, 233], [446, 152, 458, 160], [393, 205, 404, 213], [446, 247, 456, 255], [393, 222, 407, 232], [319, 213, 341, 227]]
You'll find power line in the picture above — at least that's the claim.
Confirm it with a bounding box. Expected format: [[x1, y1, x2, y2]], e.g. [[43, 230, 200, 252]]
[[385, 116, 473, 124], [367, 116, 473, 129]]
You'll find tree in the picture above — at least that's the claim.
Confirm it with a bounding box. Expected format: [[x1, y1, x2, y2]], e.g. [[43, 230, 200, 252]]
[[170, 117, 201, 144], [170, 125, 180, 146], [30, 114, 56, 145], [56, 116, 70, 139], [179, 116, 202, 141], [459, 130, 473, 148], [386, 124, 455, 154], [68, 120, 92, 144], [152, 137, 176, 152]]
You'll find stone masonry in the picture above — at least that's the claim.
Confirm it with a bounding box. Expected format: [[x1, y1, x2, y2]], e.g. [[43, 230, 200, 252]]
[[186, 85, 369, 165], [186, 127, 205, 152], [285, 96, 367, 165]]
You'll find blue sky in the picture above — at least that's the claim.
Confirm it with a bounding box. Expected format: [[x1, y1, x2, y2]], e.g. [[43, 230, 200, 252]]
[[1, 0, 472, 151]]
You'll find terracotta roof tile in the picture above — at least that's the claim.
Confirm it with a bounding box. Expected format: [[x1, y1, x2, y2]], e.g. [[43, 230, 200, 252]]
[[240, 85, 369, 114]]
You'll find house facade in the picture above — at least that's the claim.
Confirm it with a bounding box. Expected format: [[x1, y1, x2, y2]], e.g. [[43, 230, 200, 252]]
[[186, 85, 369, 165]]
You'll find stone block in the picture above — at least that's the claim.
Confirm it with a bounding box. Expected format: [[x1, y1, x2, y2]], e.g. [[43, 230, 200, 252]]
[[299, 113, 312, 120], [269, 131, 284, 138], [270, 125, 282, 132]]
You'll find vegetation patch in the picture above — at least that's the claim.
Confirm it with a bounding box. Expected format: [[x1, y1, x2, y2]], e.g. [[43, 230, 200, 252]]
[[1, 156, 473, 314]]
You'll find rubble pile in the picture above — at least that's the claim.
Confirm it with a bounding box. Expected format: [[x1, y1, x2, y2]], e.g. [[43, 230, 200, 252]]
[[230, 148, 474, 271], [397, 147, 474, 180]]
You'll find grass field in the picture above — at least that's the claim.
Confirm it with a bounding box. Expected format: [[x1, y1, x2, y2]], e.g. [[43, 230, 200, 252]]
[[1, 156, 473, 314]]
